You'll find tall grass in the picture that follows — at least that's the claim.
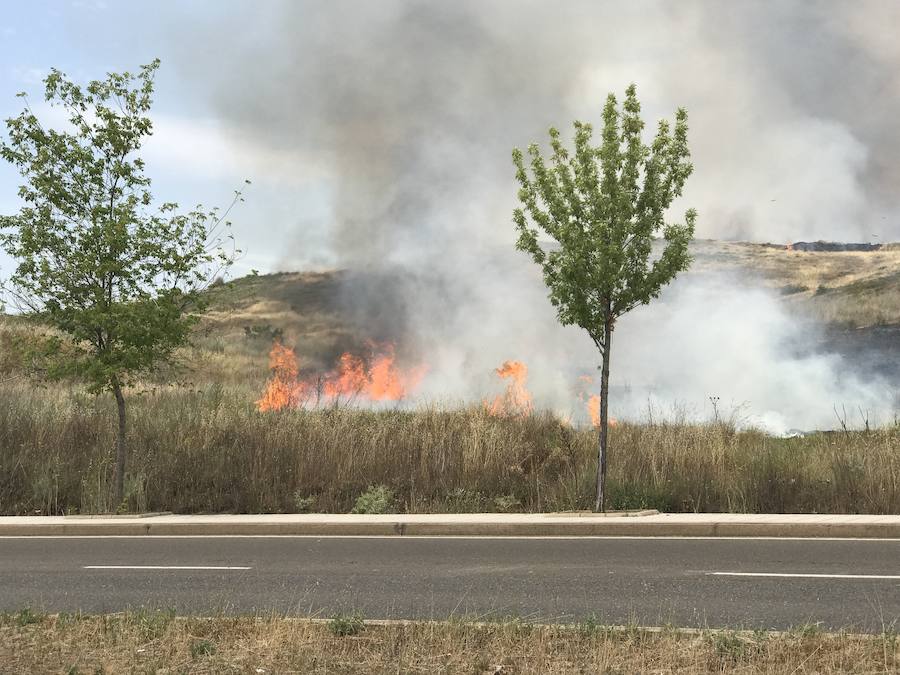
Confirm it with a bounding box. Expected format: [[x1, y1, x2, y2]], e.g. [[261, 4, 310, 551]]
[[0, 383, 897, 515]]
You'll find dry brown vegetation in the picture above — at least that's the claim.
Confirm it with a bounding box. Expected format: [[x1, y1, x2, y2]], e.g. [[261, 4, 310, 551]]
[[0, 241, 898, 516], [2, 241, 898, 389], [1, 382, 897, 515], [1, 611, 896, 674], [690, 240, 900, 328]]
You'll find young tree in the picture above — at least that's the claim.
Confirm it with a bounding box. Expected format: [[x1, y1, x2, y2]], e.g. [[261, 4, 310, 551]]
[[0, 60, 243, 507], [512, 84, 696, 511]]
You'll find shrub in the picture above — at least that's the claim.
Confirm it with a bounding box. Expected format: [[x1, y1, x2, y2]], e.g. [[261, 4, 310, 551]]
[[293, 491, 317, 513], [351, 485, 395, 514], [492, 494, 522, 512], [328, 613, 365, 637], [190, 639, 216, 658]]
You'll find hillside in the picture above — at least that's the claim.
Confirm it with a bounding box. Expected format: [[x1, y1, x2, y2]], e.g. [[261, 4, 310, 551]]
[[689, 240, 900, 327], [2, 240, 899, 391]]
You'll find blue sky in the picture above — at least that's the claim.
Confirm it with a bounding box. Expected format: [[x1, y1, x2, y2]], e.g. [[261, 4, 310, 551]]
[[0, 0, 331, 280]]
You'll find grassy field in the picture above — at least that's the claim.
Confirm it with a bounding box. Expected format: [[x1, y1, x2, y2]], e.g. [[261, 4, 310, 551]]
[[1, 610, 896, 674], [1, 241, 898, 516], [1, 382, 896, 515]]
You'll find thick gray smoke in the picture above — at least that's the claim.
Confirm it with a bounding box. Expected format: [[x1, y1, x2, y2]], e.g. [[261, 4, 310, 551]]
[[171, 0, 900, 430]]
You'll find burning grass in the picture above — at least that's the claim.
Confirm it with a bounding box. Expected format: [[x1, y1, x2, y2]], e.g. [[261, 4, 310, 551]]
[[0, 382, 897, 515], [0, 611, 896, 674], [256, 339, 428, 411]]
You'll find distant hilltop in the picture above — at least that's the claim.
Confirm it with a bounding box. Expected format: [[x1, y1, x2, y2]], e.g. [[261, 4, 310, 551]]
[[761, 241, 890, 252]]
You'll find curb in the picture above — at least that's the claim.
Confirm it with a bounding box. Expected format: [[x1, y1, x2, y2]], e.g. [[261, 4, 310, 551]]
[[0, 514, 898, 538]]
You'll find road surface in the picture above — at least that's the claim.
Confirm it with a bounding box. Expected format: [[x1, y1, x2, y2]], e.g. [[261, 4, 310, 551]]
[[1, 535, 897, 631]]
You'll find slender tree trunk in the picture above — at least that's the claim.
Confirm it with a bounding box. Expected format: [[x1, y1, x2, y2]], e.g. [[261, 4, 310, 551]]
[[594, 317, 613, 512], [112, 379, 127, 508]]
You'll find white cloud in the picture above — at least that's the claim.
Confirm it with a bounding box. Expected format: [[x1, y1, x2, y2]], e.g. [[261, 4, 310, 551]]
[[144, 114, 327, 187]]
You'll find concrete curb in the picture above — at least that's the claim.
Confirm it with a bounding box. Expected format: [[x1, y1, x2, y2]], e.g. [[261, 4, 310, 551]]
[[0, 513, 898, 538]]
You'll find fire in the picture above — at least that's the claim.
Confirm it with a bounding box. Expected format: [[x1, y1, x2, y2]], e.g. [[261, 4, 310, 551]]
[[259, 342, 620, 426], [586, 394, 601, 426], [485, 360, 533, 416], [585, 393, 618, 427], [785, 242, 794, 251], [256, 340, 306, 412], [323, 344, 427, 401], [257, 340, 427, 412], [577, 375, 617, 428]]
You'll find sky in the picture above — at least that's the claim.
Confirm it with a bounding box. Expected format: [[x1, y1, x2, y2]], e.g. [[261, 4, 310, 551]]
[[2, 0, 900, 283], [0, 0, 333, 279]]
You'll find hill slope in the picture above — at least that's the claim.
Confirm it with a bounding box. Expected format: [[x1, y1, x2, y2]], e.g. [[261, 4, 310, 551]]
[[2, 240, 898, 390]]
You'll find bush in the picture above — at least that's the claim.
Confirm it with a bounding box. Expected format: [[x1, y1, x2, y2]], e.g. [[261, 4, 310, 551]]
[[292, 491, 317, 513], [492, 494, 522, 512], [328, 613, 365, 637], [190, 639, 216, 658], [351, 485, 395, 514]]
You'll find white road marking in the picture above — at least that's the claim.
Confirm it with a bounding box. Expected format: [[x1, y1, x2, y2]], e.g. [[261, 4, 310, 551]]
[[83, 565, 252, 570], [708, 572, 900, 580]]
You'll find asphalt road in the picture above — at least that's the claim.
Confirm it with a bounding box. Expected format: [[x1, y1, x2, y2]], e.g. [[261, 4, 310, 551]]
[[1, 536, 898, 631]]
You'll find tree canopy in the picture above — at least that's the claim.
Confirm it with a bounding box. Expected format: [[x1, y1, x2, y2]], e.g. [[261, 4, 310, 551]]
[[0, 59, 240, 392], [513, 83, 695, 351]]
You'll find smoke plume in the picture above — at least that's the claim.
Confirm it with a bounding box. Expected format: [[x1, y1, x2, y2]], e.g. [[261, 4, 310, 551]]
[[171, 0, 900, 430]]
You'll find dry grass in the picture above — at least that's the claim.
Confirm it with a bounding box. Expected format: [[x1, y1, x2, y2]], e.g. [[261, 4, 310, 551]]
[[1, 241, 898, 517], [0, 611, 896, 674], [1, 382, 897, 515], [690, 240, 900, 328]]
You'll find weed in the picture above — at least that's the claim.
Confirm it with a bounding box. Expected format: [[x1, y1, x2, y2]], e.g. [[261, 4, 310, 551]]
[[444, 487, 485, 512], [576, 614, 611, 637], [492, 494, 521, 512], [15, 607, 44, 627], [132, 608, 176, 641], [351, 485, 394, 514], [292, 491, 316, 513], [328, 613, 365, 637], [190, 639, 216, 658], [793, 622, 823, 638], [56, 612, 83, 628]]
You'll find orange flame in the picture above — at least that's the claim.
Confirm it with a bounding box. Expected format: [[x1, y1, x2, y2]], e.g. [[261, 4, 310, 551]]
[[577, 374, 617, 428], [587, 394, 601, 426], [323, 344, 427, 401], [256, 341, 306, 412], [257, 340, 427, 412], [585, 394, 618, 427], [485, 360, 533, 416]]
